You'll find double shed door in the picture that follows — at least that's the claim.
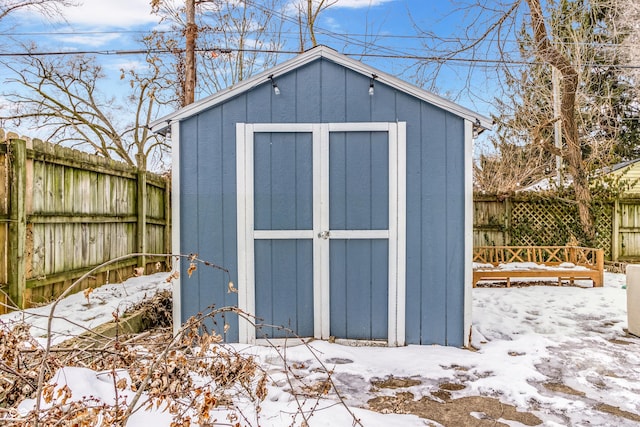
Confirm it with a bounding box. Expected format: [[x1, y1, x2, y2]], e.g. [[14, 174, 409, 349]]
[[237, 122, 405, 346]]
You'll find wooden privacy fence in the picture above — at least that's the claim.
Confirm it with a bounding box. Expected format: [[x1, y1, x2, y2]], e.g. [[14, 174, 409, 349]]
[[1, 131, 170, 312], [474, 194, 640, 262]]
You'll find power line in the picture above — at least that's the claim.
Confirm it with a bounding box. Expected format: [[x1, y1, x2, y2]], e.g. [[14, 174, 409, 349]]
[[240, 0, 417, 59], [6, 29, 173, 36], [1, 46, 640, 69], [4, 27, 635, 49]]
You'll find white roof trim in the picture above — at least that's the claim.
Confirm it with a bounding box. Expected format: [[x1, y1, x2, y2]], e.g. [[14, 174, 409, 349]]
[[150, 45, 493, 133]]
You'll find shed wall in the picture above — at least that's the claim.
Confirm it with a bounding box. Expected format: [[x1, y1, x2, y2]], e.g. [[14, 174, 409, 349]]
[[179, 58, 466, 345], [612, 163, 640, 195]]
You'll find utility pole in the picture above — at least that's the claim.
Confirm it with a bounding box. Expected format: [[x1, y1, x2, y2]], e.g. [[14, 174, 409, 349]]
[[184, 0, 197, 105], [552, 66, 563, 187]]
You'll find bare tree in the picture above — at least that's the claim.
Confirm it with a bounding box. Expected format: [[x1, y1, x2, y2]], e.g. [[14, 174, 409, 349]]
[[523, 0, 596, 238], [416, 0, 639, 242], [475, 121, 555, 194], [0, 41, 173, 170], [151, 0, 285, 102], [620, 0, 640, 69], [618, 0, 640, 152], [0, 0, 75, 22], [184, 0, 197, 105], [198, 0, 285, 92], [296, 0, 338, 50]]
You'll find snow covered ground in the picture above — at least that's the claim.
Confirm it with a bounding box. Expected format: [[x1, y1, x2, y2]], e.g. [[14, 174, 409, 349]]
[[2, 271, 639, 426]]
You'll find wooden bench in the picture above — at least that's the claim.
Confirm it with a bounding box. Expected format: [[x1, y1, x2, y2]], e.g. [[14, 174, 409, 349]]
[[473, 246, 604, 288]]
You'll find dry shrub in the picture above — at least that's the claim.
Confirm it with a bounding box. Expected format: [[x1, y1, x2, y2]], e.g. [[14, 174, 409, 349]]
[[1, 255, 362, 426], [0, 323, 60, 408], [0, 307, 266, 426]]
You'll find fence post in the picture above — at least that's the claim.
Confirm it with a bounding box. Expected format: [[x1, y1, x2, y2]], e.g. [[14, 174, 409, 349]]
[[8, 139, 26, 308], [137, 169, 147, 271], [596, 249, 604, 287], [164, 177, 172, 267], [504, 197, 512, 245], [611, 200, 619, 262]]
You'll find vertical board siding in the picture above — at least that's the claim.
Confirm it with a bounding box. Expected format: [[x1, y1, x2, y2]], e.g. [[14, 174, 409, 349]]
[[196, 105, 228, 337], [295, 134, 314, 228], [329, 132, 389, 231], [345, 71, 372, 122], [329, 239, 388, 340], [419, 104, 448, 345], [179, 115, 204, 327], [396, 95, 423, 345], [0, 134, 169, 311], [320, 61, 347, 123], [178, 104, 242, 340], [179, 57, 468, 345], [220, 98, 245, 340], [327, 129, 390, 340], [444, 114, 465, 347], [295, 62, 322, 122], [254, 239, 314, 338], [254, 133, 313, 230], [253, 130, 314, 339]]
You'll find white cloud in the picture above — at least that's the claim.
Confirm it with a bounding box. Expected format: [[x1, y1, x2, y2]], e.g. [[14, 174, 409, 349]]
[[107, 59, 147, 72], [58, 0, 160, 28], [322, 16, 342, 31], [54, 33, 122, 48], [333, 0, 395, 8], [287, 0, 395, 13]]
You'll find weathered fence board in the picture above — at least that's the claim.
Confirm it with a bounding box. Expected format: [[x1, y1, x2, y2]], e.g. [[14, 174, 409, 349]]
[[8, 139, 27, 310], [474, 194, 640, 262], [617, 200, 640, 259], [0, 130, 170, 312], [0, 144, 8, 298], [473, 196, 509, 247]]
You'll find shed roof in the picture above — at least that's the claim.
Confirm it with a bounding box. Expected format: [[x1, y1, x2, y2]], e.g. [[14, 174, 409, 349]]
[[600, 157, 640, 174], [150, 45, 493, 134]]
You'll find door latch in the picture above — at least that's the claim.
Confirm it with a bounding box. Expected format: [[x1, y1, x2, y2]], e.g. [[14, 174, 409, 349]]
[[318, 230, 330, 240]]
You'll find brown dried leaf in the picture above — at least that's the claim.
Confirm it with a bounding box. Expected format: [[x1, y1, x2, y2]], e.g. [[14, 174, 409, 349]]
[[83, 287, 93, 303], [187, 263, 197, 277], [43, 384, 55, 404], [227, 281, 237, 293], [116, 378, 128, 390], [166, 270, 180, 282]]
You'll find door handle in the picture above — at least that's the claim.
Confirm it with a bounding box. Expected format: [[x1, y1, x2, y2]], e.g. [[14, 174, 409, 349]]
[[318, 230, 330, 240]]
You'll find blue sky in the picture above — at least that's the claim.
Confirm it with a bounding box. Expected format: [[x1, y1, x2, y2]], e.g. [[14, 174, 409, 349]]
[[0, 0, 501, 130]]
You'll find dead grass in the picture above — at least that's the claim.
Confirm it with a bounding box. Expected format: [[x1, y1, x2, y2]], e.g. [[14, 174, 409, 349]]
[[368, 392, 543, 426]]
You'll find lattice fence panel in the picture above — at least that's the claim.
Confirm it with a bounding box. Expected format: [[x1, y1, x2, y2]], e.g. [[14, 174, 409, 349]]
[[593, 204, 612, 259], [509, 199, 612, 259], [510, 199, 577, 246]]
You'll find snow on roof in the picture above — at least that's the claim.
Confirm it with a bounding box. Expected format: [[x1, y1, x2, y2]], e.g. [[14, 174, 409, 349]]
[[600, 157, 640, 174], [518, 174, 573, 192], [520, 157, 640, 193]]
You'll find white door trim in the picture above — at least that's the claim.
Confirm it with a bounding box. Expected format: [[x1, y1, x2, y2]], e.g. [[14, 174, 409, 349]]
[[236, 122, 406, 346], [170, 120, 182, 337], [463, 120, 474, 348], [317, 123, 330, 339]]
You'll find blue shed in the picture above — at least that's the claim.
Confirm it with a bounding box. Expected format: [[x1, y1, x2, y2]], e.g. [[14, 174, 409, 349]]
[[151, 46, 491, 347]]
